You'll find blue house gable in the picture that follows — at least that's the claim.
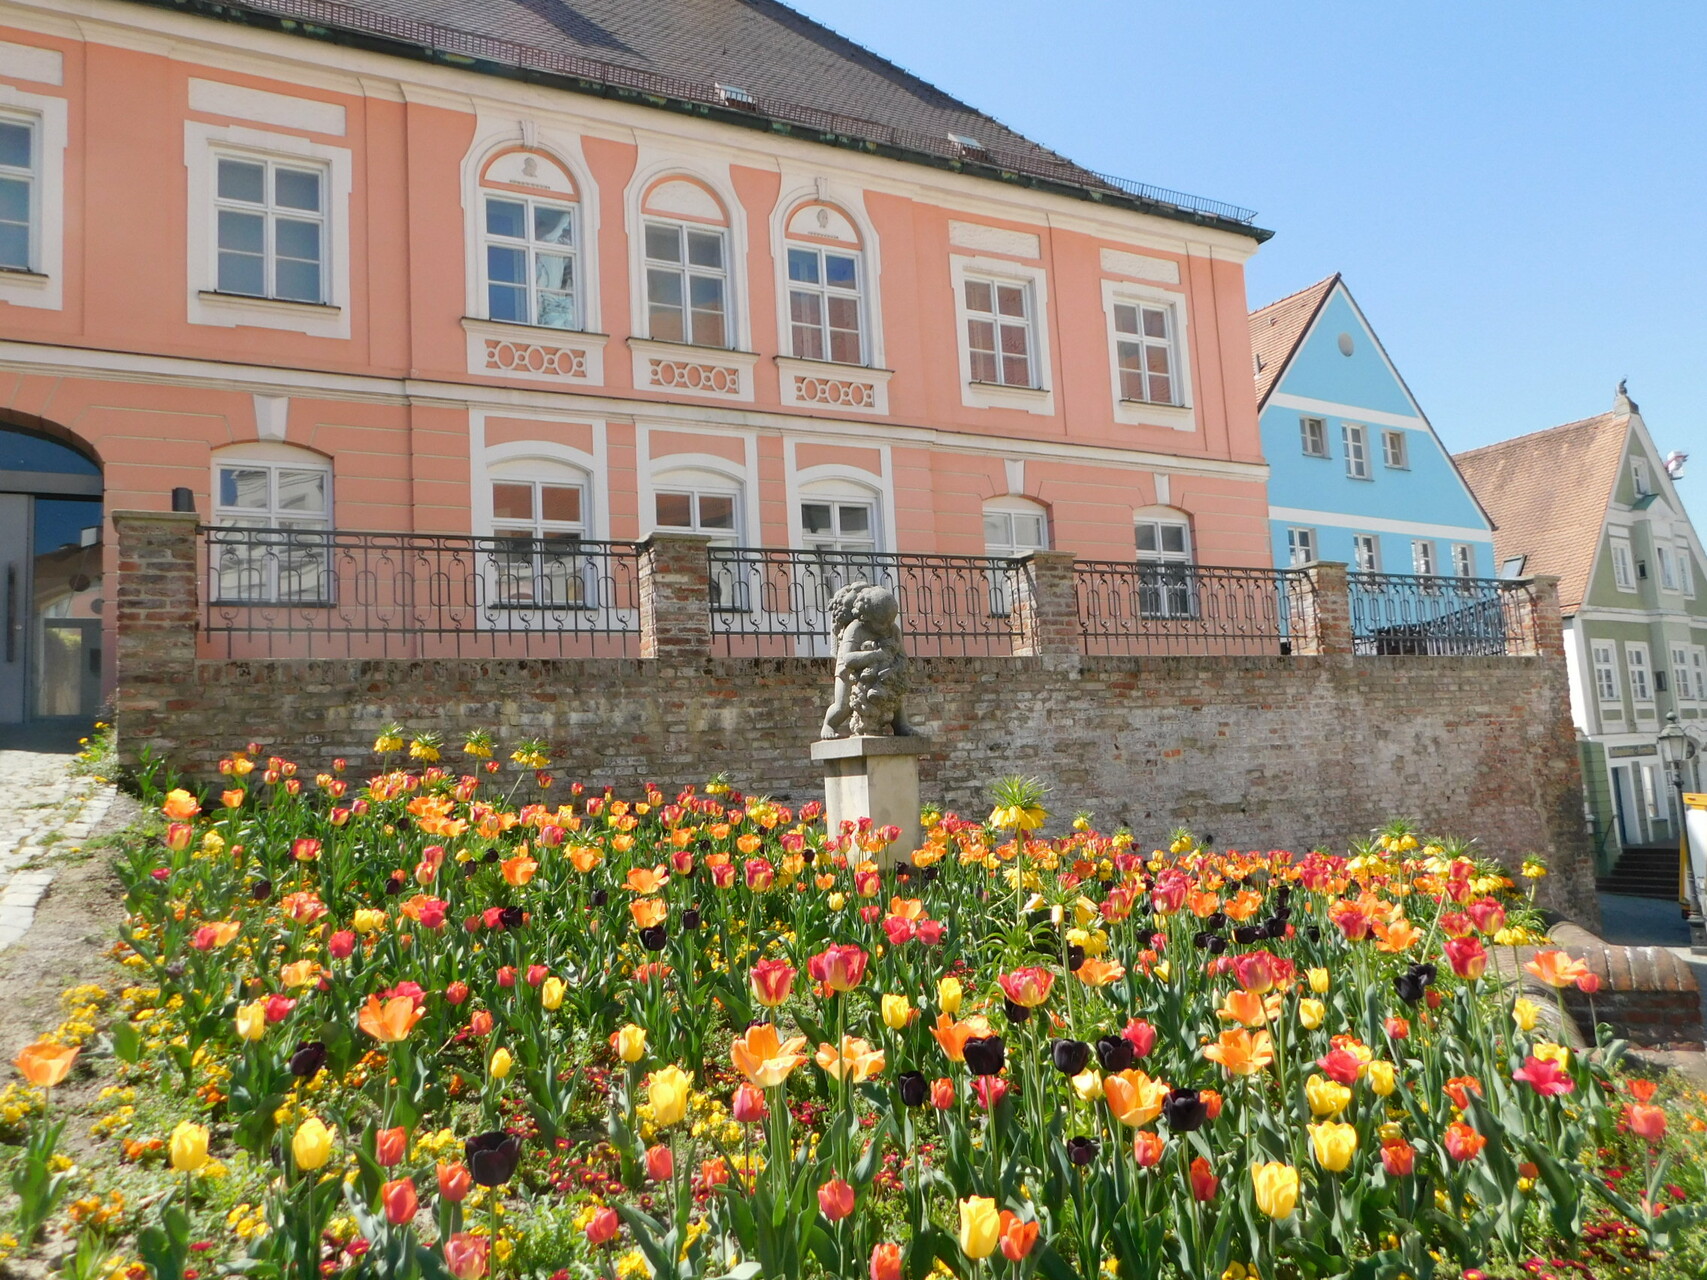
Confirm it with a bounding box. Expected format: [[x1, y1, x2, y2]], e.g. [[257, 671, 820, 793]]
[[1250, 275, 1494, 578]]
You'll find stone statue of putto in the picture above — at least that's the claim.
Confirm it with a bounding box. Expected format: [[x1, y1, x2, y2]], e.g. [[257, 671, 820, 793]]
[[819, 580, 913, 739]]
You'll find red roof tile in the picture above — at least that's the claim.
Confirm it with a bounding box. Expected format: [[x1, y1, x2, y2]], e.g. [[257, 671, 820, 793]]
[[1248, 274, 1338, 407]]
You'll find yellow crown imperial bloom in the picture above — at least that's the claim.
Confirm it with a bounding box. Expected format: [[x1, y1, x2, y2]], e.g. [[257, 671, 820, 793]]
[[292, 1117, 335, 1171], [169, 1121, 210, 1172], [1252, 1161, 1299, 1219], [1308, 1121, 1358, 1173]]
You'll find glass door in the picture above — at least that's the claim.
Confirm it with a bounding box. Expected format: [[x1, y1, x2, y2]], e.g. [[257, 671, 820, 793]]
[[0, 494, 25, 723], [32, 497, 103, 718]]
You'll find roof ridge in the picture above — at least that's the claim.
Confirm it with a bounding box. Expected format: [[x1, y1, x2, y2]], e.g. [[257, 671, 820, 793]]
[[1248, 273, 1340, 319], [1452, 411, 1629, 460]]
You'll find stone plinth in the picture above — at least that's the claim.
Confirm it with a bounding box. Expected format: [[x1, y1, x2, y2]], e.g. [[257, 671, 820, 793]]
[[810, 735, 930, 867]]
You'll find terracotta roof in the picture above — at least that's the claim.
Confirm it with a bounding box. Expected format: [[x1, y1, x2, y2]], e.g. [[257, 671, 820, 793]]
[[1452, 412, 1632, 613], [1248, 274, 1338, 406], [136, 0, 1264, 235]]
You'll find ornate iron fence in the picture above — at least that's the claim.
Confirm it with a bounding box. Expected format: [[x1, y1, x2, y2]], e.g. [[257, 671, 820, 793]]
[[199, 526, 642, 658], [1348, 572, 1528, 656], [707, 548, 1022, 657], [1075, 562, 1306, 656]]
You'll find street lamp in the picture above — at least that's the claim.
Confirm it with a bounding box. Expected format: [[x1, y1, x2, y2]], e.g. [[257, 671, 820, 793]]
[[1657, 711, 1703, 948]]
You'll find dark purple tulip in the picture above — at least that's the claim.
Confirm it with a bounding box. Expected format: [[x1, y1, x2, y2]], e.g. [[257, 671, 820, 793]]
[[962, 1036, 1006, 1077], [289, 1041, 328, 1079], [1095, 1035, 1135, 1073], [1050, 1039, 1092, 1076], [466, 1131, 522, 1186], [897, 1071, 929, 1107], [1162, 1088, 1208, 1132], [1066, 1135, 1099, 1166]]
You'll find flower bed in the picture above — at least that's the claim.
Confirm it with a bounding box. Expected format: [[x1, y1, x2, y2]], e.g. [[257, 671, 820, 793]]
[[4, 735, 1706, 1279]]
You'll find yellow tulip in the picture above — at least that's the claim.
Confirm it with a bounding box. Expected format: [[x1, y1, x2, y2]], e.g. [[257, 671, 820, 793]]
[[540, 977, 566, 1011], [1308, 1121, 1358, 1173], [489, 1047, 513, 1080], [351, 909, 387, 935], [1252, 1161, 1299, 1219], [1153, 960, 1171, 982], [881, 994, 914, 1031], [292, 1117, 335, 1171], [1512, 997, 1541, 1032], [1533, 1042, 1569, 1069], [1298, 998, 1325, 1030], [615, 1024, 647, 1064], [647, 1064, 691, 1127], [1070, 1069, 1104, 1102], [1366, 1061, 1396, 1096], [169, 1121, 209, 1172], [938, 976, 963, 1015], [957, 1195, 1001, 1259], [1307, 967, 1330, 994], [234, 1000, 268, 1043], [1305, 1073, 1351, 1118]]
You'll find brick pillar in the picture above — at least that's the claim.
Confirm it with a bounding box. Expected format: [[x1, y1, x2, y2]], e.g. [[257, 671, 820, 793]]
[[1289, 561, 1353, 656], [1506, 575, 1564, 658], [1010, 551, 1081, 657], [639, 532, 713, 659], [113, 511, 199, 766]]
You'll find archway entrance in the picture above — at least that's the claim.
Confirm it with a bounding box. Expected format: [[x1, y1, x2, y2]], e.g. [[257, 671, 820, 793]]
[[1, 423, 103, 724]]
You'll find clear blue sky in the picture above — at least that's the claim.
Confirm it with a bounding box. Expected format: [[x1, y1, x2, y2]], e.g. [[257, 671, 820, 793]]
[[790, 0, 1707, 531]]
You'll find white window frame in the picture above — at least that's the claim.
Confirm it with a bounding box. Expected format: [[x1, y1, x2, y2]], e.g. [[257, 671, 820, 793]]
[[208, 446, 333, 604], [1657, 545, 1679, 592], [1610, 537, 1636, 591], [1452, 543, 1476, 578], [1679, 543, 1696, 597], [210, 151, 329, 306], [1101, 279, 1194, 429], [1111, 300, 1179, 404], [642, 216, 732, 349], [1691, 646, 1707, 703], [1285, 526, 1317, 567], [1632, 458, 1652, 497], [1411, 540, 1436, 576], [1343, 424, 1371, 480], [952, 256, 1054, 415], [1352, 534, 1381, 573], [484, 463, 599, 611], [1672, 645, 1693, 703], [1626, 642, 1653, 703], [186, 121, 351, 337], [1382, 429, 1410, 470], [799, 495, 880, 554], [0, 111, 34, 274], [784, 241, 866, 366], [1592, 642, 1620, 704], [0, 87, 66, 310], [480, 192, 580, 331], [984, 498, 1050, 560], [1299, 417, 1328, 458], [1134, 511, 1196, 619]]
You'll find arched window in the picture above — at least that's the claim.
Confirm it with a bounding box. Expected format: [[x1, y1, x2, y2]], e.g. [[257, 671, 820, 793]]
[[783, 202, 866, 365], [210, 443, 332, 604], [641, 179, 732, 348], [487, 457, 593, 607], [652, 465, 742, 545], [479, 150, 580, 330], [983, 497, 1049, 560], [799, 477, 881, 555], [1133, 506, 1195, 619]]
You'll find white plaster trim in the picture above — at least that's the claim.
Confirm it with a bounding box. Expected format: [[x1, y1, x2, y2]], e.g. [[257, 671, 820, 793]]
[[1003, 458, 1025, 495], [791, 462, 894, 552], [1099, 247, 1180, 284], [623, 150, 750, 353], [0, 84, 64, 310], [183, 120, 352, 338], [1099, 277, 1194, 431], [188, 78, 346, 136], [949, 255, 1054, 416], [0, 39, 61, 86], [638, 430, 757, 544], [774, 355, 891, 415], [1268, 506, 1497, 542], [769, 178, 886, 371], [1268, 392, 1423, 431], [461, 317, 606, 386], [948, 220, 1040, 260], [1154, 474, 1171, 506], [469, 410, 611, 540], [252, 393, 288, 441], [628, 338, 758, 402]]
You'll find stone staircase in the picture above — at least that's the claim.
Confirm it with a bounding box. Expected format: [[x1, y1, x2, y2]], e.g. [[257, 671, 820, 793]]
[[1597, 846, 1685, 902]]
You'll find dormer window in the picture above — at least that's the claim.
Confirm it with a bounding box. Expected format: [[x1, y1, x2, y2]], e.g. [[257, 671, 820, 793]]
[[716, 83, 757, 110], [949, 133, 985, 156]]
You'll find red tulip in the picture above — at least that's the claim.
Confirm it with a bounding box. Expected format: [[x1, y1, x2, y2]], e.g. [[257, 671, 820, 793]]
[[998, 1211, 1039, 1261], [1576, 971, 1602, 994], [585, 1206, 620, 1246], [1625, 1103, 1668, 1142], [1511, 1056, 1574, 1097], [381, 1177, 418, 1225], [1232, 950, 1276, 993], [291, 837, 321, 862], [749, 959, 797, 1008], [1189, 1155, 1218, 1201], [328, 931, 357, 960], [1380, 1138, 1416, 1176], [469, 1011, 494, 1037], [971, 1076, 1011, 1110], [809, 945, 869, 994], [375, 1126, 408, 1167], [443, 1232, 489, 1279], [1132, 1130, 1165, 1166], [1385, 1016, 1410, 1041], [869, 1242, 903, 1280], [437, 1162, 473, 1202], [1121, 1018, 1157, 1058], [1444, 936, 1487, 980], [497, 966, 517, 988], [1443, 1122, 1486, 1162], [1317, 1048, 1363, 1085], [164, 823, 194, 853], [931, 1077, 955, 1109], [744, 858, 775, 891], [1467, 898, 1505, 934], [263, 995, 297, 1023], [444, 981, 469, 1006], [817, 1177, 855, 1221], [645, 1144, 674, 1182], [731, 1084, 769, 1124], [996, 966, 1054, 1008]]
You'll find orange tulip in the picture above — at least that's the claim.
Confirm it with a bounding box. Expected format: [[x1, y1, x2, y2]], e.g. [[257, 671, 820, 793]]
[[1201, 1028, 1274, 1076], [1374, 918, 1422, 953], [1216, 989, 1269, 1027], [1075, 957, 1126, 987], [569, 846, 602, 873], [997, 1211, 1039, 1261], [930, 1013, 993, 1064], [731, 1022, 809, 1088], [359, 994, 424, 1043], [630, 898, 668, 929], [1524, 950, 1590, 990], [815, 1035, 886, 1083], [1103, 1069, 1169, 1127], [14, 1040, 77, 1089], [624, 866, 669, 894], [161, 788, 201, 820], [500, 854, 537, 886]]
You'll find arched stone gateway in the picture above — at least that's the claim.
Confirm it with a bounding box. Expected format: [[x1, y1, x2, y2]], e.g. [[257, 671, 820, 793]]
[[0, 416, 104, 725]]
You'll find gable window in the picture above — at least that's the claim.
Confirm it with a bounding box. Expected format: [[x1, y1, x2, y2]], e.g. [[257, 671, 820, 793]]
[[1343, 424, 1371, 479], [0, 113, 34, 271], [211, 451, 332, 603], [490, 473, 590, 607], [1411, 540, 1436, 575], [1673, 646, 1693, 703], [1657, 545, 1679, 592], [214, 155, 327, 303], [1678, 544, 1696, 596], [964, 276, 1034, 387], [1611, 538, 1636, 591], [787, 245, 864, 365], [483, 196, 577, 329], [1632, 459, 1652, 496], [1135, 514, 1194, 618], [1286, 527, 1316, 567], [1592, 643, 1620, 703], [644, 220, 729, 347], [1382, 429, 1409, 469], [1452, 544, 1475, 578], [1626, 643, 1652, 702], [1112, 301, 1177, 404], [1352, 534, 1380, 573], [1300, 417, 1328, 458]]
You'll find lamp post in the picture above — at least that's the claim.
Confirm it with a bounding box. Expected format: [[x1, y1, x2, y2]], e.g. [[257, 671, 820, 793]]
[[1656, 711, 1703, 949]]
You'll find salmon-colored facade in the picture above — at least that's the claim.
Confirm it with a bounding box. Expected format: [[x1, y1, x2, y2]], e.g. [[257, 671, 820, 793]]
[[0, 0, 1272, 717]]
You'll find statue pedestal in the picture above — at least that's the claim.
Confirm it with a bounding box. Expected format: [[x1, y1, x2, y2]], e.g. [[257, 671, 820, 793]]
[[810, 735, 930, 867]]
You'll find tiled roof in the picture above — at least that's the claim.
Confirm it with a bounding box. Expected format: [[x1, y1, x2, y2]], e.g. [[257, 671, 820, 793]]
[[1452, 412, 1632, 613], [146, 0, 1264, 234], [1248, 274, 1338, 406]]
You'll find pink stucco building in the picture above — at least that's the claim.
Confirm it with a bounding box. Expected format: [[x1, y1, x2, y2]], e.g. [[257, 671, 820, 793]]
[[0, 0, 1274, 721]]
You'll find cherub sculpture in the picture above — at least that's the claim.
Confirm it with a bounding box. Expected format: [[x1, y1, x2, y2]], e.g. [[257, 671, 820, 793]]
[[819, 580, 913, 738]]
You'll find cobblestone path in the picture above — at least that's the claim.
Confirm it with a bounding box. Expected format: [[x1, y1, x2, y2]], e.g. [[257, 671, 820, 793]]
[[0, 749, 116, 952]]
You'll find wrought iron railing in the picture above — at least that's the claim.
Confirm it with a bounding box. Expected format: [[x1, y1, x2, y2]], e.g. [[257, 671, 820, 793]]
[[199, 526, 642, 658], [1348, 572, 1531, 656], [1075, 563, 1307, 656], [707, 548, 1022, 657]]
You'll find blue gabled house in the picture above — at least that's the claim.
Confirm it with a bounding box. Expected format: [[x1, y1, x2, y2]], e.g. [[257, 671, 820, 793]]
[[1250, 275, 1494, 579]]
